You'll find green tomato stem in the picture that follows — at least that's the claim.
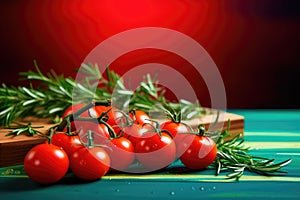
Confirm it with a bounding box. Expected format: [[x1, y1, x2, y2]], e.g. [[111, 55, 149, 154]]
[[87, 130, 94, 148]]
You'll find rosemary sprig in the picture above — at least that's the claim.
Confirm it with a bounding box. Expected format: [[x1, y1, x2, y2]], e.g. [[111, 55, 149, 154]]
[[5, 122, 44, 137], [213, 121, 292, 180], [0, 83, 68, 127], [0, 62, 109, 126], [128, 74, 164, 111], [0, 62, 205, 127]]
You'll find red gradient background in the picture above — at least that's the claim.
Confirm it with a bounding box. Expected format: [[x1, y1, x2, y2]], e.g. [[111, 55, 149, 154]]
[[0, 0, 299, 108]]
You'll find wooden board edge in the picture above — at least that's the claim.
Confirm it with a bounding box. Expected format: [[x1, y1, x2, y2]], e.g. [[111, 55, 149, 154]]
[[0, 138, 46, 167]]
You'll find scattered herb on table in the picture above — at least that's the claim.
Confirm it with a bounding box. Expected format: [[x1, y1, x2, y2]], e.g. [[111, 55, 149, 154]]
[[213, 121, 292, 180]]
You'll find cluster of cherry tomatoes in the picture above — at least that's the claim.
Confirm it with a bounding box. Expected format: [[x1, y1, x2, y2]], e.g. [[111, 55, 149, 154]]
[[24, 103, 217, 185]]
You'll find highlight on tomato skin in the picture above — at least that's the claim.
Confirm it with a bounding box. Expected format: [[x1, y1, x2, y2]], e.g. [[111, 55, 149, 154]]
[[135, 132, 176, 171], [105, 137, 135, 172], [122, 123, 152, 147], [62, 104, 91, 132], [178, 134, 217, 170], [94, 106, 123, 126], [69, 146, 110, 181], [24, 143, 69, 185], [51, 133, 82, 157], [76, 121, 110, 145], [159, 121, 191, 138], [129, 110, 151, 125], [173, 133, 195, 158]]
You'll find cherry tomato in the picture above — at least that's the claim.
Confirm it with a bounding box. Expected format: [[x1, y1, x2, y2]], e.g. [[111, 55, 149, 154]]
[[135, 132, 176, 171], [106, 137, 135, 171], [51, 133, 82, 156], [129, 110, 150, 125], [70, 146, 110, 181], [178, 134, 217, 170], [173, 133, 192, 158], [122, 123, 152, 146], [94, 106, 124, 133], [160, 121, 193, 158], [62, 103, 90, 118], [62, 104, 90, 131], [24, 143, 69, 185], [94, 106, 119, 125], [76, 121, 110, 144], [160, 121, 191, 138]]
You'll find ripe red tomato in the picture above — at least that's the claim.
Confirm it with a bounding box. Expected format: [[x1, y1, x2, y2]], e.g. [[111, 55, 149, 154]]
[[62, 103, 91, 131], [51, 133, 82, 156], [129, 110, 150, 125], [106, 137, 135, 171], [160, 121, 193, 158], [135, 132, 176, 171], [178, 134, 217, 170], [94, 106, 118, 124], [70, 146, 110, 181], [122, 123, 152, 146], [160, 121, 191, 138], [62, 103, 90, 118], [24, 143, 69, 185], [76, 121, 110, 144], [94, 106, 124, 133]]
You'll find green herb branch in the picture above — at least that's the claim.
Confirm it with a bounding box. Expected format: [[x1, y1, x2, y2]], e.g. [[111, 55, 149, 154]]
[[213, 121, 292, 180], [0, 61, 205, 127], [5, 122, 45, 137]]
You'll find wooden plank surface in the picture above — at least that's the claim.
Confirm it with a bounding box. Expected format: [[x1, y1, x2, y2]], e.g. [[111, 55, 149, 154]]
[[0, 111, 244, 167], [0, 119, 54, 167]]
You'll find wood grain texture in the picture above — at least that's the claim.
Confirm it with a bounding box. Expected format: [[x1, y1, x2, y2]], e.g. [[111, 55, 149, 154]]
[[0, 119, 54, 167], [0, 111, 244, 167]]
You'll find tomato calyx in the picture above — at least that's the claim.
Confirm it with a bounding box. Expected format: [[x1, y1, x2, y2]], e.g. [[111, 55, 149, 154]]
[[143, 119, 173, 139], [109, 109, 135, 135], [117, 110, 134, 126], [195, 125, 206, 136], [58, 100, 134, 140], [190, 124, 220, 143]]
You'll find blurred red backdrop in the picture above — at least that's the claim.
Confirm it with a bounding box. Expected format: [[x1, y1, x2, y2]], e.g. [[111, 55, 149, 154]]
[[0, 0, 299, 108]]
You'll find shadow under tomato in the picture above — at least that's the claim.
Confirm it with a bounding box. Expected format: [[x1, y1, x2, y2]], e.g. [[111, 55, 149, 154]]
[[0, 178, 46, 191]]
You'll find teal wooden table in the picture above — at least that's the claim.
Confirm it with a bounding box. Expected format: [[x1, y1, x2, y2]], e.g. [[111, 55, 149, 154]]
[[1, 110, 300, 199]]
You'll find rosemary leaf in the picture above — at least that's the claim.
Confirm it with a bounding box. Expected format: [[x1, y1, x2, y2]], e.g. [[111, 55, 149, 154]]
[[213, 125, 292, 180], [0, 62, 205, 126]]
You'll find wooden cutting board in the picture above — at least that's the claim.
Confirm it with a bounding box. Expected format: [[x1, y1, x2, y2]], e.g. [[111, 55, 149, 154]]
[[0, 111, 244, 167]]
